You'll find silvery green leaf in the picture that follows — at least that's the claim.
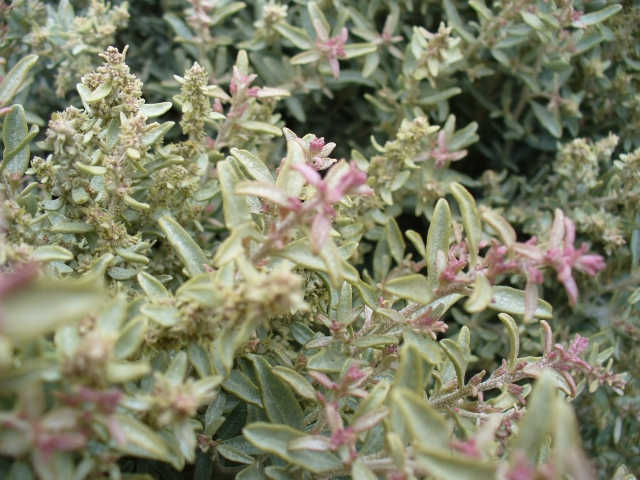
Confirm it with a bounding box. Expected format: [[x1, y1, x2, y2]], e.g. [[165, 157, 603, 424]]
[[107, 267, 140, 281], [123, 194, 150, 210], [403, 327, 441, 364], [235, 182, 291, 207], [114, 247, 149, 265], [520, 12, 550, 36], [97, 297, 127, 333], [481, 209, 516, 246], [53, 325, 80, 356], [237, 121, 283, 137], [417, 87, 462, 106], [352, 334, 399, 349], [166, 351, 188, 384], [1, 275, 104, 342], [264, 466, 298, 480], [440, 338, 468, 388], [574, 4, 621, 27], [384, 274, 433, 305], [385, 217, 405, 264], [277, 238, 326, 271], [142, 121, 175, 146], [414, 444, 496, 480], [405, 231, 426, 260], [464, 274, 493, 313], [443, 0, 476, 41], [230, 148, 275, 183], [0, 55, 38, 107], [40, 197, 64, 211], [391, 387, 450, 448], [188, 340, 213, 377], [277, 140, 307, 198], [530, 101, 562, 138], [306, 346, 349, 373], [490, 47, 510, 66], [468, 0, 493, 20], [106, 117, 121, 151], [273, 23, 314, 50], [498, 313, 520, 370], [49, 222, 94, 234], [272, 366, 317, 401], [113, 317, 148, 360], [256, 87, 290, 98], [426, 198, 451, 289], [158, 216, 208, 276], [394, 343, 429, 394], [290, 50, 323, 65], [137, 271, 171, 301], [351, 459, 377, 480], [251, 355, 304, 429], [218, 160, 252, 229], [2, 105, 31, 179], [115, 414, 171, 461], [512, 370, 558, 455], [70, 186, 89, 205], [290, 321, 315, 345], [243, 423, 343, 474], [343, 43, 377, 59], [31, 246, 73, 262], [450, 183, 482, 266], [106, 361, 151, 383], [352, 380, 391, 422], [75, 162, 107, 175], [307, 1, 330, 33], [217, 445, 255, 465], [336, 281, 352, 324], [490, 286, 553, 319], [140, 304, 181, 327], [354, 280, 378, 310], [86, 82, 113, 102], [210, 2, 246, 25], [139, 102, 173, 118], [320, 239, 344, 289], [212, 225, 252, 267], [361, 52, 380, 78], [222, 369, 263, 408]]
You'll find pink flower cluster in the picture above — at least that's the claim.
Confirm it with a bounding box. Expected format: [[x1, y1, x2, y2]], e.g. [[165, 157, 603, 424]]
[[293, 161, 373, 253], [438, 209, 605, 311], [313, 19, 348, 78]]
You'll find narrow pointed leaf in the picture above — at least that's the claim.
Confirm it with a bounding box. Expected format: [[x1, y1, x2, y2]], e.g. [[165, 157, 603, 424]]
[[489, 286, 553, 319], [450, 183, 482, 266], [0, 55, 39, 106], [384, 274, 433, 305], [426, 199, 451, 289], [251, 355, 304, 429], [231, 148, 275, 183], [498, 313, 520, 370], [158, 216, 208, 276]]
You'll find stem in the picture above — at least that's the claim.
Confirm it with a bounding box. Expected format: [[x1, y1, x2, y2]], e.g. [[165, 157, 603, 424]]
[[428, 369, 530, 409]]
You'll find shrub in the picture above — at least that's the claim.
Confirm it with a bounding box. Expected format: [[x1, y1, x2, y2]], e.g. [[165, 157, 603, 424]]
[[0, 0, 638, 479]]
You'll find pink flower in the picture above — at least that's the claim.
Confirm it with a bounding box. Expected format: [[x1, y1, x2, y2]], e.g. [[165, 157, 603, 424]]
[[431, 130, 468, 168], [294, 160, 373, 253], [313, 20, 349, 78], [283, 128, 338, 170], [544, 210, 606, 306], [229, 66, 259, 98]]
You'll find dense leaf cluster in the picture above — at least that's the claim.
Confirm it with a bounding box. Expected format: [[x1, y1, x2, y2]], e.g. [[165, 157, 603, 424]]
[[0, 1, 638, 479]]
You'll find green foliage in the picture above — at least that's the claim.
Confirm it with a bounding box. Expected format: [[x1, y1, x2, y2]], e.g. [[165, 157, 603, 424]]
[[0, 0, 639, 479]]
